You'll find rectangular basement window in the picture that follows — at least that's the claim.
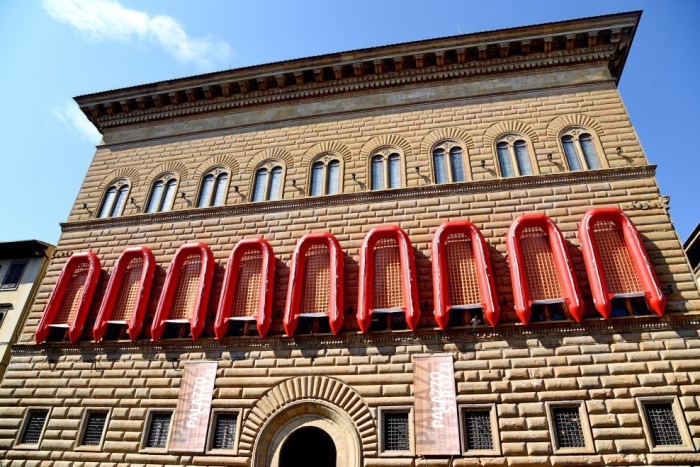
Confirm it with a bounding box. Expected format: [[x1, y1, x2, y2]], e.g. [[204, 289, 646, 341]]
[[637, 397, 693, 453], [379, 407, 412, 455], [79, 410, 109, 449], [142, 411, 172, 450], [545, 402, 593, 454], [208, 410, 240, 453], [18, 409, 49, 448], [459, 404, 500, 455]]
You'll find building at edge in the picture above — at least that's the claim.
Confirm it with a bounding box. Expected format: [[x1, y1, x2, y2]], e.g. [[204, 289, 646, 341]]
[[1, 10, 699, 467]]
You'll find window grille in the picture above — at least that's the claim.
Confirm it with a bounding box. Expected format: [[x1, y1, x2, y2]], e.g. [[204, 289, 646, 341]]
[[212, 413, 237, 450], [2, 262, 27, 289], [169, 255, 202, 321], [231, 250, 263, 318], [145, 413, 171, 448], [373, 238, 403, 310], [644, 403, 684, 446], [21, 410, 48, 444], [81, 411, 107, 446], [383, 411, 410, 451], [463, 410, 493, 450], [55, 264, 89, 325], [552, 407, 586, 448]]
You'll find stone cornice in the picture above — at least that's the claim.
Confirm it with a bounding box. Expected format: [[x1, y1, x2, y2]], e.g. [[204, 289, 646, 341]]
[[61, 165, 657, 233], [12, 313, 699, 357], [74, 12, 641, 132]]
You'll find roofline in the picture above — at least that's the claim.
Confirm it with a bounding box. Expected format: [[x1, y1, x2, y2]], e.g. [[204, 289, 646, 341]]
[[76, 10, 641, 104]]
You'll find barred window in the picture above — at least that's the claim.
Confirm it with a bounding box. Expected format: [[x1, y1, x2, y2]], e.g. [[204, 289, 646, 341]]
[[382, 411, 410, 452], [145, 412, 171, 448], [643, 403, 684, 446], [211, 412, 238, 450], [551, 407, 586, 449], [463, 410, 493, 450], [20, 410, 49, 445], [81, 411, 108, 446]]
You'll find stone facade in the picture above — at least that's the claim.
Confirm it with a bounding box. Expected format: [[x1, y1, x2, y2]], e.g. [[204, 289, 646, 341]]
[[2, 11, 699, 467]]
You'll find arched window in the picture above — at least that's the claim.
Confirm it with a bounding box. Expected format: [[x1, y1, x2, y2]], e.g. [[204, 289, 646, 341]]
[[433, 142, 466, 184], [561, 129, 602, 171], [98, 180, 129, 218], [495, 135, 534, 178], [309, 157, 341, 196], [370, 150, 402, 190], [146, 174, 178, 213], [197, 168, 229, 207], [252, 164, 283, 202]]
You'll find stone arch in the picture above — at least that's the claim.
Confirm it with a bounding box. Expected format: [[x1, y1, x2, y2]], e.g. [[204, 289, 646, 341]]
[[247, 147, 294, 172], [193, 154, 240, 179], [144, 161, 188, 186], [301, 141, 352, 168], [240, 376, 376, 460], [421, 127, 476, 156], [98, 167, 140, 191], [546, 114, 606, 140], [359, 134, 412, 161], [483, 120, 539, 146]]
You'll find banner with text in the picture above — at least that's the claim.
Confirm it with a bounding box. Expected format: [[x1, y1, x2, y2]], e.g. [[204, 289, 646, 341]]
[[413, 354, 460, 455], [169, 361, 218, 453]]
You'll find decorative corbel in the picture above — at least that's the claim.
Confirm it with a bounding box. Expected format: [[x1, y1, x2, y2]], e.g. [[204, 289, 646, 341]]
[[313, 68, 323, 83], [499, 43, 509, 58], [352, 62, 364, 77], [333, 65, 342, 80], [256, 77, 268, 91], [434, 52, 444, 67], [373, 59, 383, 74], [294, 72, 304, 86], [456, 48, 466, 63], [414, 53, 424, 69], [220, 82, 231, 97]]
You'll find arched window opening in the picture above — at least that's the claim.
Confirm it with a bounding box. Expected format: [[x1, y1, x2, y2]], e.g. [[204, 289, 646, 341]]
[[432, 142, 467, 184], [284, 233, 344, 336], [279, 427, 337, 467], [432, 220, 499, 329], [146, 176, 177, 213], [357, 225, 419, 332], [579, 207, 665, 318], [152, 243, 214, 341], [36, 252, 101, 344], [561, 129, 601, 171], [495, 136, 534, 178], [98, 181, 129, 218], [215, 238, 275, 339], [309, 157, 341, 197], [197, 169, 229, 207], [252, 164, 283, 202], [370, 151, 402, 190], [507, 214, 582, 325], [94, 247, 156, 342]]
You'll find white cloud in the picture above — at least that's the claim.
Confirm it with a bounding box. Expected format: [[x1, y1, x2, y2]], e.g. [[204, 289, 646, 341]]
[[43, 0, 230, 68], [52, 100, 102, 144]]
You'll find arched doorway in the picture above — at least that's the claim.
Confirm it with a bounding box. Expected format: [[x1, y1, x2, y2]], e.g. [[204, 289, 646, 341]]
[[279, 426, 336, 467]]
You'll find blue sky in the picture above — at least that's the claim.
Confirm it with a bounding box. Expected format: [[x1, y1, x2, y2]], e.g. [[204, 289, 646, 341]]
[[1, 0, 698, 245]]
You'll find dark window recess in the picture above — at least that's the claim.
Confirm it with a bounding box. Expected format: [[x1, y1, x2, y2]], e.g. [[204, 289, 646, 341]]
[[21, 410, 48, 444], [2, 262, 27, 289], [0, 306, 9, 328], [146, 413, 171, 448], [552, 407, 586, 448], [212, 413, 238, 449], [81, 412, 107, 446], [383, 412, 410, 451], [644, 403, 684, 446], [463, 410, 493, 450]]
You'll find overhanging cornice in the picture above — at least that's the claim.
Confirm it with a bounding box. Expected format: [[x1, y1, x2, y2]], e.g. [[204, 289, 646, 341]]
[[74, 11, 641, 132]]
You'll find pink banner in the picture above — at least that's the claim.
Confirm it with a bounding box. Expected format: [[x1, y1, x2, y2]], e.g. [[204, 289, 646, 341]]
[[413, 354, 461, 455], [169, 361, 217, 452]]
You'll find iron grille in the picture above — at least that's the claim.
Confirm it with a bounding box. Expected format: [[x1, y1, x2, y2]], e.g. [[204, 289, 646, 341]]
[[552, 407, 586, 448], [383, 411, 410, 451], [212, 413, 238, 449], [21, 410, 48, 444], [81, 411, 107, 446], [644, 403, 684, 446], [463, 410, 493, 450], [145, 412, 171, 448]]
